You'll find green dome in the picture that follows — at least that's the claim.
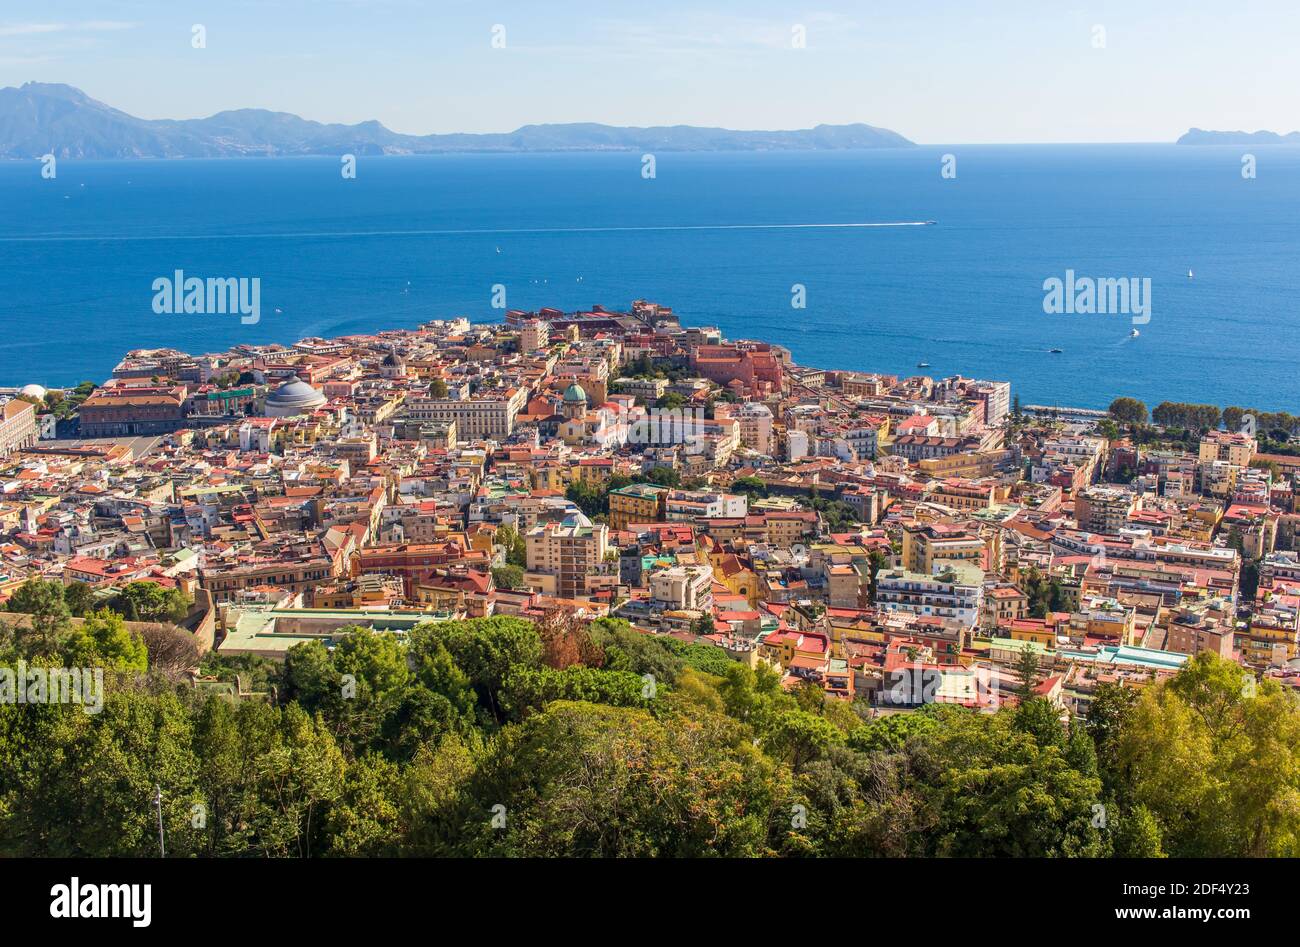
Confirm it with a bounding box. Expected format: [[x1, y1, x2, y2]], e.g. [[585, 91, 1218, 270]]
[[562, 382, 587, 403]]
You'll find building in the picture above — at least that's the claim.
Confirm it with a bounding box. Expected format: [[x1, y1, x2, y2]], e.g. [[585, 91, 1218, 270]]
[[1166, 607, 1235, 659], [525, 510, 609, 599], [875, 565, 985, 628], [1068, 596, 1138, 646], [929, 478, 996, 512], [735, 402, 774, 455], [201, 546, 341, 602], [0, 399, 37, 457], [608, 483, 668, 531], [901, 521, 985, 575], [520, 319, 550, 352], [1199, 430, 1256, 468], [969, 380, 1012, 425], [263, 375, 328, 418], [665, 490, 747, 522], [406, 388, 528, 440], [356, 542, 489, 596], [649, 564, 714, 612], [1074, 485, 1138, 535], [78, 386, 187, 436], [688, 343, 784, 396]]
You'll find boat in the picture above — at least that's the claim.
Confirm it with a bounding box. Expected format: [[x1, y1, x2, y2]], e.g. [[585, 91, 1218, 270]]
[[1188, 269, 1194, 278], [916, 362, 930, 368], [1130, 328, 1139, 338], [1049, 348, 1062, 354]]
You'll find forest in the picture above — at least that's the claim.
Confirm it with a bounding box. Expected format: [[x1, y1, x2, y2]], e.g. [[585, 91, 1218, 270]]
[[2, 583, 1298, 857]]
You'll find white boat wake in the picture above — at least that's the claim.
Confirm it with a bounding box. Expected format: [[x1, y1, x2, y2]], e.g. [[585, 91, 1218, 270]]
[[0, 221, 937, 243]]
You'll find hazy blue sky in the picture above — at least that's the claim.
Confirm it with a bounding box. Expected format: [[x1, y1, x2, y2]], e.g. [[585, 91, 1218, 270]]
[[3, 1, 1297, 143]]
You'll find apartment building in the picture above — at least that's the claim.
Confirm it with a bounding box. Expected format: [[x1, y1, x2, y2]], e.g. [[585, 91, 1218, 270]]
[[875, 565, 985, 628], [649, 564, 714, 612], [901, 521, 986, 574], [1074, 485, 1138, 535], [608, 483, 668, 531], [525, 510, 609, 599], [0, 399, 37, 457]]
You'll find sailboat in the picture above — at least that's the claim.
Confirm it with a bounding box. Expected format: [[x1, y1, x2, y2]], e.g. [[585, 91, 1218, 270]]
[[1188, 269, 1194, 279]]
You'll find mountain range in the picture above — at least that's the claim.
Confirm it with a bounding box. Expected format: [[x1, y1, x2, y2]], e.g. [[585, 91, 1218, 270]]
[[0, 82, 915, 159], [1176, 127, 1300, 145]]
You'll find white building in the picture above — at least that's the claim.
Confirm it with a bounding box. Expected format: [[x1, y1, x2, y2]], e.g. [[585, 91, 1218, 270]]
[[665, 490, 748, 521], [650, 564, 715, 612], [736, 402, 773, 455], [875, 564, 985, 629]]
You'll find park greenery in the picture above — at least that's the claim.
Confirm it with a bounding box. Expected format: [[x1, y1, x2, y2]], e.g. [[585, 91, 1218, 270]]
[[1, 579, 1296, 857]]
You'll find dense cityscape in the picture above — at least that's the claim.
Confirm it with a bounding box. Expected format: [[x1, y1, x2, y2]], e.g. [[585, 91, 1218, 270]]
[[0, 298, 1297, 859]]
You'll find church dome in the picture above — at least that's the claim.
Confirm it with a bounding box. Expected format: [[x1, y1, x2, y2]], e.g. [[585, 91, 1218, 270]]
[[265, 375, 326, 417], [562, 382, 587, 404], [19, 384, 46, 400]]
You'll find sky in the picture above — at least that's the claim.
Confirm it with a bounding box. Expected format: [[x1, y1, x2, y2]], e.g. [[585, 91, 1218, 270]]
[[2, 0, 1298, 144]]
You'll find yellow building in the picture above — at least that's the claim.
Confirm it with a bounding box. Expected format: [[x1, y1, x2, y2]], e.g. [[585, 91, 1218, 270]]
[[901, 521, 986, 575], [608, 483, 668, 531], [709, 552, 760, 607], [1198, 430, 1256, 468]]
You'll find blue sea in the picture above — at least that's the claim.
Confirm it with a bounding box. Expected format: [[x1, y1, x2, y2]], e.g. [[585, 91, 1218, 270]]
[[1, 145, 1298, 411]]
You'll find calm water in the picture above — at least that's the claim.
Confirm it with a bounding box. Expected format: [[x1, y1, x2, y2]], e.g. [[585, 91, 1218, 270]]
[[1, 146, 1298, 410]]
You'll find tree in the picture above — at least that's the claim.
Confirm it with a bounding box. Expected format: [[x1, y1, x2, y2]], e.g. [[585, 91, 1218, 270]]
[[643, 466, 681, 488], [533, 607, 601, 670], [62, 581, 95, 618], [409, 617, 543, 724], [322, 753, 402, 856], [1014, 646, 1041, 699], [491, 564, 524, 591], [1086, 681, 1140, 798], [565, 480, 605, 517], [429, 378, 449, 398], [138, 622, 202, 679], [1221, 406, 1246, 433], [915, 706, 1106, 857], [495, 524, 527, 568], [1108, 397, 1148, 426], [62, 609, 148, 672], [448, 701, 788, 857], [2, 578, 72, 659], [110, 582, 191, 624], [1118, 652, 1300, 856]]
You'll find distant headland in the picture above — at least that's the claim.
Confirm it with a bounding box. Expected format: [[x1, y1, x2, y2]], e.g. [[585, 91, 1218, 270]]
[[0, 82, 915, 160], [1176, 127, 1300, 145]]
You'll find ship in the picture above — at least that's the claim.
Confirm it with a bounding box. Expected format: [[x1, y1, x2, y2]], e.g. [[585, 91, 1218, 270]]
[[1049, 348, 1062, 354]]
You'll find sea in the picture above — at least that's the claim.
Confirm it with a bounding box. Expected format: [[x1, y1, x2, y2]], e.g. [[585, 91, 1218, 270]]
[[1, 144, 1298, 411]]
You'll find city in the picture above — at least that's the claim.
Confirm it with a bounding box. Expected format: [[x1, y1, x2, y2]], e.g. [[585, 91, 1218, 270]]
[[1, 298, 1295, 870]]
